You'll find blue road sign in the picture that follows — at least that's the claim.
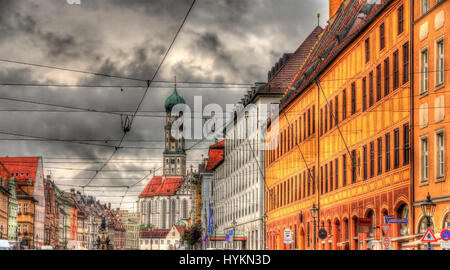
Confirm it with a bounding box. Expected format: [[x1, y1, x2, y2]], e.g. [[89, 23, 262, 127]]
[[441, 230, 450, 241], [385, 217, 408, 224], [229, 230, 234, 235]]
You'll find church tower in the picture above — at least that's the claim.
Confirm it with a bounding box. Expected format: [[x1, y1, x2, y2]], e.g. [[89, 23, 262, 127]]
[[163, 78, 187, 177]]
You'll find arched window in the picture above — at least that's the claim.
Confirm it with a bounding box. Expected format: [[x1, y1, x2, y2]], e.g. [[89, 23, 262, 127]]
[[444, 213, 450, 230], [147, 201, 152, 225], [161, 200, 167, 229], [182, 199, 188, 219], [171, 200, 176, 226], [366, 210, 375, 238], [397, 204, 409, 236]]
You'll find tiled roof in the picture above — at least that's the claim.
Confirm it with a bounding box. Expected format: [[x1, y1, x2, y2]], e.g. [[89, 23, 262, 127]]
[[205, 140, 225, 172], [0, 157, 40, 186], [257, 26, 323, 95], [280, 0, 393, 111], [139, 229, 170, 239], [139, 176, 184, 198]]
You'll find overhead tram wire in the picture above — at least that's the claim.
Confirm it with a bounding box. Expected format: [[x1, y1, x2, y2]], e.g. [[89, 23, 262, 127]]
[[82, 0, 197, 190]]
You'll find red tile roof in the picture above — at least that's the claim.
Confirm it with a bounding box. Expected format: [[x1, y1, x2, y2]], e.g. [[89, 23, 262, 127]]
[[140, 229, 171, 239], [139, 176, 184, 198], [174, 225, 185, 236], [0, 157, 40, 186], [205, 140, 225, 172], [257, 26, 323, 94]]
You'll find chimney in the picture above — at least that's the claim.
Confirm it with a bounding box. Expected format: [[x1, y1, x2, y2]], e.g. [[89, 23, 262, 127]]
[[329, 0, 344, 19]]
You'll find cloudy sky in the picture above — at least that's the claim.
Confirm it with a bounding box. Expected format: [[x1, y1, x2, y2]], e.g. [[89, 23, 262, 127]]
[[0, 0, 328, 210]]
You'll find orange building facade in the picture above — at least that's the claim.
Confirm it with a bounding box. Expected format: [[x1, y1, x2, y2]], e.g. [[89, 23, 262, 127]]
[[265, 0, 414, 250], [412, 0, 450, 249]]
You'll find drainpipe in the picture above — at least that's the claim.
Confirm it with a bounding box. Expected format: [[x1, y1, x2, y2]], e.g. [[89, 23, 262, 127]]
[[409, 0, 415, 241]]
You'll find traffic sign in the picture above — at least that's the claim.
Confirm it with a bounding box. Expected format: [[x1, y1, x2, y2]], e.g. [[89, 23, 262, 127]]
[[382, 224, 390, 236], [421, 228, 437, 242], [441, 229, 450, 241], [318, 229, 327, 240], [284, 228, 293, 244], [229, 230, 234, 235], [382, 236, 392, 250]]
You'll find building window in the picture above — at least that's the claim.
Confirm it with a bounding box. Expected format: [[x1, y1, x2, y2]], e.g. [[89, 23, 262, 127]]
[[384, 57, 390, 96], [380, 23, 385, 50], [308, 109, 311, 137], [324, 105, 328, 133], [376, 65, 382, 101], [362, 77, 367, 112], [351, 82, 356, 115], [397, 204, 409, 236], [335, 159, 339, 190], [436, 131, 445, 179], [370, 141, 375, 178], [421, 0, 430, 15], [312, 167, 315, 195], [351, 150, 356, 183], [329, 161, 334, 192], [385, 133, 391, 172], [436, 39, 444, 87], [403, 124, 410, 165], [24, 204, 28, 214], [342, 89, 347, 120], [343, 154, 347, 187], [421, 48, 429, 94], [363, 145, 368, 180], [369, 71, 374, 107], [329, 101, 333, 130], [303, 113, 307, 140], [312, 105, 316, 134], [398, 5, 404, 35], [420, 136, 429, 182], [377, 137, 383, 175], [365, 38, 370, 63], [394, 128, 400, 169], [320, 166, 324, 195], [320, 109, 323, 136], [325, 164, 328, 193], [403, 42, 409, 83], [334, 96, 339, 125], [393, 51, 399, 90]]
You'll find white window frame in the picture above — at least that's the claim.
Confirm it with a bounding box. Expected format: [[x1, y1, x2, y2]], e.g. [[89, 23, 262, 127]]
[[421, 0, 430, 15], [420, 135, 429, 183], [420, 47, 429, 94], [435, 129, 445, 181], [436, 37, 445, 88]]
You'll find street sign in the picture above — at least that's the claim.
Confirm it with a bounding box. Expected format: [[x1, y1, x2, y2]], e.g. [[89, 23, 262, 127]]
[[358, 218, 372, 226], [225, 234, 230, 242], [284, 228, 293, 244], [385, 217, 408, 224], [318, 229, 327, 240], [441, 242, 450, 249], [229, 230, 234, 235], [441, 229, 450, 241], [421, 228, 437, 242], [382, 224, 390, 236], [382, 236, 392, 250]]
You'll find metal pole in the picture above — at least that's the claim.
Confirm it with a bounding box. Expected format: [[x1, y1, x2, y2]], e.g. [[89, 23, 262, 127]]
[[427, 216, 431, 250], [313, 217, 317, 250]]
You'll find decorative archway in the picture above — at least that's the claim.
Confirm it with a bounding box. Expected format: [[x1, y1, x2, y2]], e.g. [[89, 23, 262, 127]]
[[332, 218, 341, 250], [299, 226, 306, 250]]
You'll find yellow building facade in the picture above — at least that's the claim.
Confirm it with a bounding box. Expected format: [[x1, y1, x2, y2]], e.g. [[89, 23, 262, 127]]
[[265, 0, 414, 250]]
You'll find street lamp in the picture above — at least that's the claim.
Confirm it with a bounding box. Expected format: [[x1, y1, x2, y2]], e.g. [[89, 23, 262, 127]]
[[310, 204, 319, 251], [420, 193, 436, 250], [232, 219, 237, 250]]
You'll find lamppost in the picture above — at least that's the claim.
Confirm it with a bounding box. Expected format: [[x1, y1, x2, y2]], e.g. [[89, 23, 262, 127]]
[[420, 193, 436, 250], [232, 219, 237, 250], [310, 204, 319, 251], [214, 224, 218, 248]]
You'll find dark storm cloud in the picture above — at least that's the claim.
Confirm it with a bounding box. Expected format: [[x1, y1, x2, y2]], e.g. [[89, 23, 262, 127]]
[[0, 0, 328, 207]]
